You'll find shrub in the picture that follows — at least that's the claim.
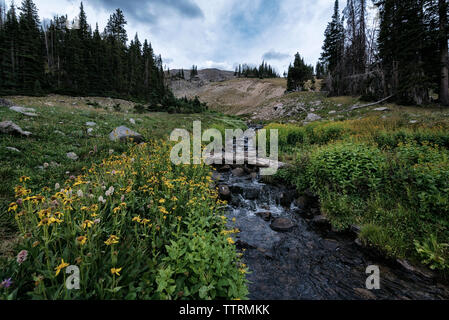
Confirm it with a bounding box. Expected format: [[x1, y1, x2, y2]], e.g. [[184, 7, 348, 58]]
[[307, 142, 386, 195]]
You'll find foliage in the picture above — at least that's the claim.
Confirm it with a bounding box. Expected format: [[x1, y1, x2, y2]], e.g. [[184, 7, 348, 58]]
[[276, 118, 449, 272], [0, 141, 248, 300]]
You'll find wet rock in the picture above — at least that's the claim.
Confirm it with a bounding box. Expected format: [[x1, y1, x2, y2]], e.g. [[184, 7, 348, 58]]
[[350, 225, 362, 236], [217, 164, 231, 172], [295, 196, 309, 209], [218, 185, 231, 200], [280, 190, 297, 207], [311, 215, 330, 230], [109, 126, 144, 143], [0, 121, 32, 137], [354, 238, 364, 247], [257, 211, 272, 222], [66, 152, 79, 161], [245, 188, 259, 200], [232, 167, 245, 177], [354, 288, 377, 300], [10, 106, 38, 117], [397, 259, 434, 279], [250, 172, 258, 180], [270, 218, 296, 232]]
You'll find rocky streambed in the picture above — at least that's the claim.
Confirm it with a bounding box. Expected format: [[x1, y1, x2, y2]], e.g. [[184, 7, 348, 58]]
[[212, 165, 449, 300]]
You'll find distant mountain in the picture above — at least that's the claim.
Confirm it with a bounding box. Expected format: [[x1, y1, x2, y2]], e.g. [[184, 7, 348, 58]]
[[166, 68, 236, 83]]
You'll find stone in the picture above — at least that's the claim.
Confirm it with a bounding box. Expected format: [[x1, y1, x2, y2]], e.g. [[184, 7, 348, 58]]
[[129, 118, 136, 125], [354, 288, 377, 300], [257, 212, 272, 222], [54, 130, 65, 136], [109, 126, 144, 143], [87, 128, 94, 135], [305, 113, 322, 122], [328, 110, 336, 114], [10, 106, 38, 117], [397, 259, 434, 279], [232, 167, 245, 177], [373, 107, 389, 112], [270, 218, 296, 232], [5, 147, 20, 153], [350, 225, 362, 236], [295, 196, 309, 209], [0, 98, 14, 107], [66, 152, 79, 161], [217, 164, 231, 172], [218, 185, 231, 200], [250, 172, 258, 180], [86, 122, 96, 127], [409, 120, 418, 124], [0, 121, 32, 137]]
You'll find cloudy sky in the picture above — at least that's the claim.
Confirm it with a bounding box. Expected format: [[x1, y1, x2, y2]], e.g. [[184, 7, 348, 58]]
[[7, 0, 336, 74]]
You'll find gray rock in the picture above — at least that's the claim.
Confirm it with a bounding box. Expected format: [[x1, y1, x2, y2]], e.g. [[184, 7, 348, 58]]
[[66, 152, 79, 161], [218, 185, 231, 200], [10, 106, 38, 117], [0, 121, 32, 137], [0, 98, 14, 107], [305, 113, 322, 122], [5, 147, 20, 153], [87, 128, 94, 135], [129, 118, 136, 125], [328, 110, 336, 114], [373, 107, 389, 112], [232, 167, 245, 177], [109, 126, 144, 143], [270, 218, 296, 232], [409, 120, 418, 124], [54, 130, 65, 136], [86, 122, 96, 127], [257, 212, 272, 222]]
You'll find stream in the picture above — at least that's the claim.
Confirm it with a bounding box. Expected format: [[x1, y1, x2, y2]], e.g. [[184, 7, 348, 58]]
[[211, 129, 449, 300]]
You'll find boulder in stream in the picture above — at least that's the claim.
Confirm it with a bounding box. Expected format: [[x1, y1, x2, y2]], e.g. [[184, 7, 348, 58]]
[[218, 185, 231, 200], [270, 218, 296, 232]]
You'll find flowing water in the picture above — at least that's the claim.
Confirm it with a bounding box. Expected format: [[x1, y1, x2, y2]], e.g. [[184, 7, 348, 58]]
[[215, 167, 449, 300]]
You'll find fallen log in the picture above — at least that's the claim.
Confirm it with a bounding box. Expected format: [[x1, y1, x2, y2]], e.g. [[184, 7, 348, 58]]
[[347, 95, 394, 112]]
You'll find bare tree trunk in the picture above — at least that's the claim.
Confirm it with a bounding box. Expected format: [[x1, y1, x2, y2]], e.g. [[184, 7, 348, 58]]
[[439, 0, 449, 106]]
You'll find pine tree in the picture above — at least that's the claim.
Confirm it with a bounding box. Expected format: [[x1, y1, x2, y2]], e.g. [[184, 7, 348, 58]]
[[287, 53, 314, 91], [438, 0, 449, 105], [18, 0, 44, 93], [320, 0, 345, 74]]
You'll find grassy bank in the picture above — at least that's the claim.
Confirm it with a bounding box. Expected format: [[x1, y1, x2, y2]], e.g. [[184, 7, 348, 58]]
[[0, 97, 245, 299], [269, 114, 449, 273]]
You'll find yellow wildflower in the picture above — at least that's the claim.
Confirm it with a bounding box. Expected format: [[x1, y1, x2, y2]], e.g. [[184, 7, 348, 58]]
[[227, 237, 235, 245], [82, 220, 94, 229], [111, 267, 122, 276], [8, 202, 18, 213], [77, 236, 87, 246], [55, 259, 70, 276], [105, 235, 119, 246]]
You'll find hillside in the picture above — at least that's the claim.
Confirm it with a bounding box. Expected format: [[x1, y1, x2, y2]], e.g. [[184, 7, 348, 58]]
[[170, 76, 288, 115]]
